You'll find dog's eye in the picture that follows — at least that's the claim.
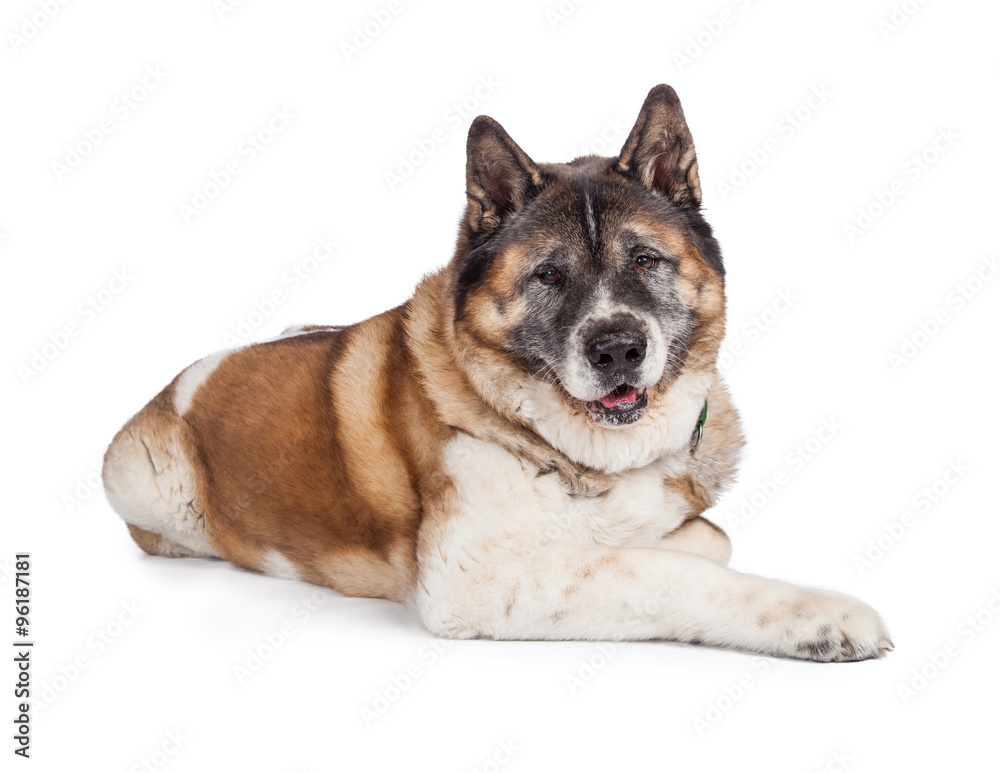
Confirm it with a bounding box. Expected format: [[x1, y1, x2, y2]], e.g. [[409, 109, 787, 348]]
[[539, 268, 561, 284], [635, 254, 657, 270]]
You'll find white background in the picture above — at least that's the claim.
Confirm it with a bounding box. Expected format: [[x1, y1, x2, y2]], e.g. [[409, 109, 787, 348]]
[[3, 0, 999, 770]]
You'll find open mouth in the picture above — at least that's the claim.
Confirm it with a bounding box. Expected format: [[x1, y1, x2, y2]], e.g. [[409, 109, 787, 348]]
[[585, 384, 648, 425]]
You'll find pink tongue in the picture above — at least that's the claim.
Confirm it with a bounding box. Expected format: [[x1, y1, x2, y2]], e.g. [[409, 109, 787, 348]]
[[600, 386, 638, 409]]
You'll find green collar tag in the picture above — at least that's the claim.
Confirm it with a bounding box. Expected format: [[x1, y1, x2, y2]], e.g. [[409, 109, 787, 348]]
[[691, 400, 708, 452]]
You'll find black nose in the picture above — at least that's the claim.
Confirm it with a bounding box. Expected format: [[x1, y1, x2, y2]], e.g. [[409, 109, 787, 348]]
[[587, 333, 646, 377]]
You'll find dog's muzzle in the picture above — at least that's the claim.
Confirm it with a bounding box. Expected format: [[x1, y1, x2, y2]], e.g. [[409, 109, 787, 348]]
[[583, 331, 649, 426]]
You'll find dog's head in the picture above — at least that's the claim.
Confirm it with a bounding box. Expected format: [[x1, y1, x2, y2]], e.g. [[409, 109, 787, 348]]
[[447, 85, 726, 471]]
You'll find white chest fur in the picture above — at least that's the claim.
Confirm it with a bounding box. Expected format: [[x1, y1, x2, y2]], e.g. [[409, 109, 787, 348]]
[[436, 434, 692, 557], [531, 462, 690, 548]]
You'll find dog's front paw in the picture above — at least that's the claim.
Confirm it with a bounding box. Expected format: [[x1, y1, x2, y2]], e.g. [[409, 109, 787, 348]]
[[767, 590, 893, 662]]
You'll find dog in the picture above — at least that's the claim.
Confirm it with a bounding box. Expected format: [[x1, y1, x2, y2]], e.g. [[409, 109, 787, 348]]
[[103, 85, 892, 661]]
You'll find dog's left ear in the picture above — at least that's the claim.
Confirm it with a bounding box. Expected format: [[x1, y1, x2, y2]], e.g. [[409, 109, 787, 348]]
[[616, 85, 702, 210], [465, 116, 543, 236]]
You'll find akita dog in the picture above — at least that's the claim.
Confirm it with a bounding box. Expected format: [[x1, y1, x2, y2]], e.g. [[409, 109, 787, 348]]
[[104, 85, 892, 661]]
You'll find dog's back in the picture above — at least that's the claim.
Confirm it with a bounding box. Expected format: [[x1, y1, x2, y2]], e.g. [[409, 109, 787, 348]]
[[103, 313, 437, 602]]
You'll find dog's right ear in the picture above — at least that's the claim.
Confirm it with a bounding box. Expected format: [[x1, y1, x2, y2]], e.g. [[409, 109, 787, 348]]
[[465, 116, 543, 236]]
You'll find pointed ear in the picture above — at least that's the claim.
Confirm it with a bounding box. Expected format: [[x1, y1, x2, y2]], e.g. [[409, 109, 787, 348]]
[[616, 85, 702, 209], [465, 116, 543, 236]]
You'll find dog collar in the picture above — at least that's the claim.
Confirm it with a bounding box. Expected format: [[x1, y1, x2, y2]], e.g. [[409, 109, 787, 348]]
[[690, 400, 708, 453]]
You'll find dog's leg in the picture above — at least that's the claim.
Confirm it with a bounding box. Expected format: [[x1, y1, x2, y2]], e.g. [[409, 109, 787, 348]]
[[659, 515, 731, 565], [416, 436, 891, 661], [416, 544, 891, 661], [104, 396, 218, 560]]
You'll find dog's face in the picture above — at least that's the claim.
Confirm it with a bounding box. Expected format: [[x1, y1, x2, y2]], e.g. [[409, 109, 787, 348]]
[[450, 85, 726, 437]]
